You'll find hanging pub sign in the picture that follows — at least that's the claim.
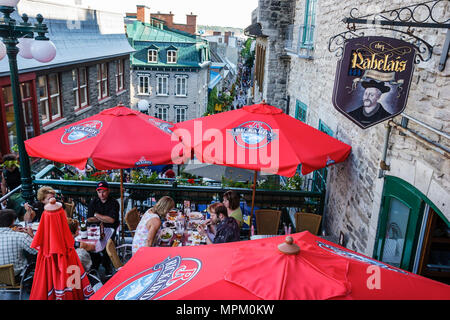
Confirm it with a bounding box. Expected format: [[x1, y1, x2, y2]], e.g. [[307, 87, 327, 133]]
[[332, 36, 416, 129]]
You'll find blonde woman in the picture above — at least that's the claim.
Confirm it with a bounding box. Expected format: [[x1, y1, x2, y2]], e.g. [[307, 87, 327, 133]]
[[132, 196, 175, 255], [24, 186, 59, 222]]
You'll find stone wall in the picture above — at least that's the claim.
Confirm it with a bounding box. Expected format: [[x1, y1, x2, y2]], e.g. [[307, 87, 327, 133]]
[[255, 0, 295, 111], [285, 0, 449, 255]]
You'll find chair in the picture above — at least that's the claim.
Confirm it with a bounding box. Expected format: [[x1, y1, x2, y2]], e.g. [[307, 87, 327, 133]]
[[124, 207, 141, 235], [105, 239, 132, 272], [254, 209, 281, 235], [295, 212, 322, 235], [64, 201, 75, 218], [0, 263, 33, 300]]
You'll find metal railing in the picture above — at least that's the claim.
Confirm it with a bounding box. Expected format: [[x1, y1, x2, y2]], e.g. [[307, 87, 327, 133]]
[[32, 165, 326, 219]]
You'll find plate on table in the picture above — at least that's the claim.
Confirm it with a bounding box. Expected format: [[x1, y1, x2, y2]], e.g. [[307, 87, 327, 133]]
[[163, 221, 176, 229], [31, 222, 39, 231], [159, 228, 174, 242], [166, 211, 178, 221], [187, 212, 203, 220]]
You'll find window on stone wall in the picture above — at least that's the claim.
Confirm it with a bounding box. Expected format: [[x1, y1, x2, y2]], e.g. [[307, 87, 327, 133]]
[[155, 104, 169, 121], [138, 75, 150, 95], [301, 0, 317, 48], [38, 73, 62, 125], [175, 76, 187, 96], [97, 63, 109, 100], [156, 75, 169, 95], [174, 106, 187, 123], [116, 59, 125, 92], [73, 67, 89, 110]]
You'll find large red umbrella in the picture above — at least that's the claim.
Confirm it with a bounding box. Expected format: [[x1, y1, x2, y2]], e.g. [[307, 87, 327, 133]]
[[25, 105, 185, 240], [25, 105, 183, 170], [30, 198, 94, 300], [90, 232, 450, 300], [172, 102, 352, 225]]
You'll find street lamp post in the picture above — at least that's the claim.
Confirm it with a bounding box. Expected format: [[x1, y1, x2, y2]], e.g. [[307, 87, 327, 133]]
[[0, 1, 56, 203]]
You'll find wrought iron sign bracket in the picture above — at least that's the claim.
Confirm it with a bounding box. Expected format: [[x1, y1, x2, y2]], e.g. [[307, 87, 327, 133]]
[[329, 0, 450, 71]]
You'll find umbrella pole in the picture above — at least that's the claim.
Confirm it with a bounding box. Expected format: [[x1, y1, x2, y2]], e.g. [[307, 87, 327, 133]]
[[120, 169, 124, 244], [249, 170, 257, 238]]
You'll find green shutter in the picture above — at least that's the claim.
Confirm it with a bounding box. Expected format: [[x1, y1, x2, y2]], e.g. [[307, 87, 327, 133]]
[[301, 0, 317, 48], [295, 100, 307, 122], [313, 119, 333, 192]]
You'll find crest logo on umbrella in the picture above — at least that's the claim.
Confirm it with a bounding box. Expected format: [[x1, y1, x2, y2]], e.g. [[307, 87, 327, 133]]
[[135, 156, 153, 167], [61, 120, 103, 145], [231, 121, 277, 150], [104, 256, 201, 300]]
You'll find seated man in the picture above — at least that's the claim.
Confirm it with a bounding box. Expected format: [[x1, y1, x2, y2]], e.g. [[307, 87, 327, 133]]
[[197, 203, 240, 244], [86, 181, 119, 277], [87, 181, 119, 231], [0, 209, 37, 281]]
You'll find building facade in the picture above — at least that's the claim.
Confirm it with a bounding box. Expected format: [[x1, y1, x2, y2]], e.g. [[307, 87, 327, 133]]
[[0, 1, 134, 158], [245, 1, 295, 111], [126, 6, 211, 123], [251, 0, 449, 283]]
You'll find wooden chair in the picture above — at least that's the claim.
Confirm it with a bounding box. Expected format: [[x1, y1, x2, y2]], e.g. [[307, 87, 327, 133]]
[[106, 239, 132, 272], [0, 264, 22, 298], [124, 207, 141, 234], [295, 212, 322, 235], [254, 209, 281, 235], [64, 201, 75, 218]]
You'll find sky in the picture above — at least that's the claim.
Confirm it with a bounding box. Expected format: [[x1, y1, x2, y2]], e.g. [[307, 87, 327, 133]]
[[54, 0, 259, 29]]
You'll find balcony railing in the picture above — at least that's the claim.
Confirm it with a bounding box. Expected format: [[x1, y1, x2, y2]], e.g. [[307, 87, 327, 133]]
[[32, 165, 325, 221]]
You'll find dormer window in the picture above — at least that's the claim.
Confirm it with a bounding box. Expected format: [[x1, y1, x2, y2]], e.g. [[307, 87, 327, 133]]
[[148, 49, 158, 63], [167, 50, 177, 64]]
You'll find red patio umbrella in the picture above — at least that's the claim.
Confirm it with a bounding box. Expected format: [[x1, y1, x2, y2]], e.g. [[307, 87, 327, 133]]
[[25, 105, 185, 241], [172, 102, 352, 226], [25, 105, 183, 170], [30, 198, 94, 300], [90, 232, 450, 300]]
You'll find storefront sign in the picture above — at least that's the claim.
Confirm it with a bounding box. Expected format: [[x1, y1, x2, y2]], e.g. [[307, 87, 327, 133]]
[[332, 36, 416, 129]]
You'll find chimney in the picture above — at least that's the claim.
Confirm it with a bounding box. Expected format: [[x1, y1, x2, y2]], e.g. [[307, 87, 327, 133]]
[[186, 13, 197, 34], [136, 5, 150, 24]]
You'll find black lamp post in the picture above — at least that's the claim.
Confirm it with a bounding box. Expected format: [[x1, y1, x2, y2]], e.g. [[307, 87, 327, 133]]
[[0, 1, 56, 203]]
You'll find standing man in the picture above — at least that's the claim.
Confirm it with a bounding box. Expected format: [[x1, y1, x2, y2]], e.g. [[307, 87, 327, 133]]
[[87, 181, 119, 277]]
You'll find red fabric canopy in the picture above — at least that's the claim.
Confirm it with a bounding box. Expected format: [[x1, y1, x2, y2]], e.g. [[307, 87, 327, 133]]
[[30, 204, 94, 300], [172, 103, 352, 177], [25, 106, 183, 170], [90, 232, 450, 300]]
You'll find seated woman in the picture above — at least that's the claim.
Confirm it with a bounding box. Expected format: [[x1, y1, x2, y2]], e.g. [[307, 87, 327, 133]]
[[24, 186, 64, 222], [223, 190, 243, 227], [132, 196, 175, 255]]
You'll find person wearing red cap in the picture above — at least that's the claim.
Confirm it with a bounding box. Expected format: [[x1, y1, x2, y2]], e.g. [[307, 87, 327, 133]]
[[86, 181, 119, 276], [87, 181, 119, 230]]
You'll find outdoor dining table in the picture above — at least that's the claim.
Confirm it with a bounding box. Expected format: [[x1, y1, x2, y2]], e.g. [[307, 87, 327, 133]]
[[75, 227, 114, 253], [156, 211, 208, 247]]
